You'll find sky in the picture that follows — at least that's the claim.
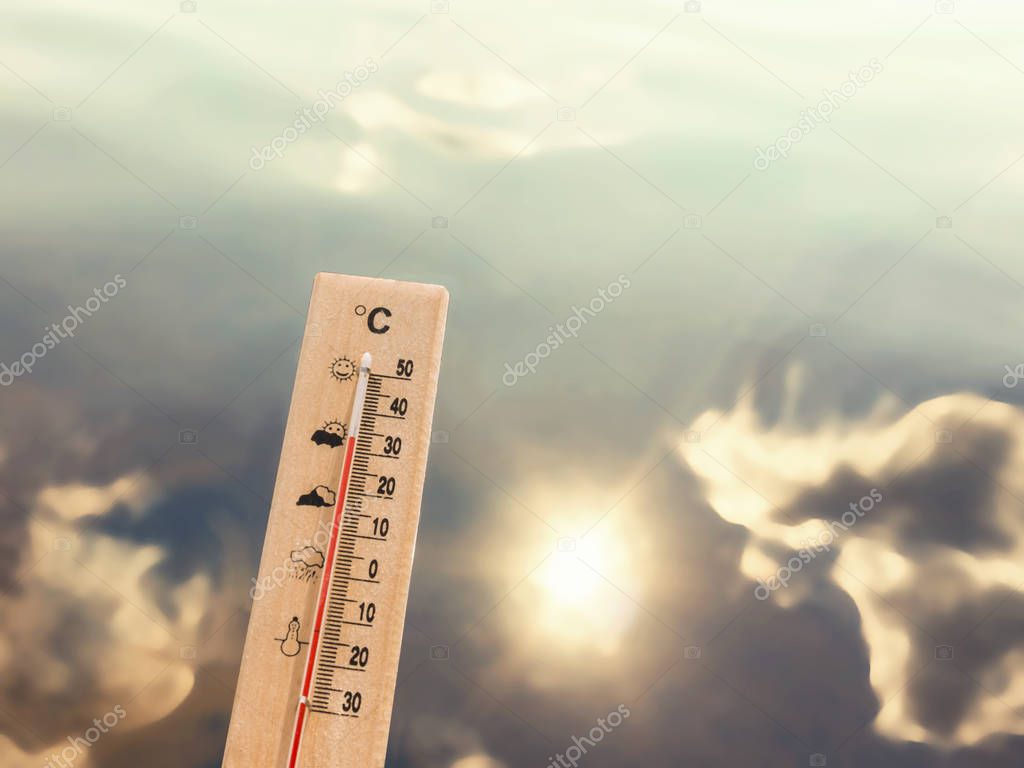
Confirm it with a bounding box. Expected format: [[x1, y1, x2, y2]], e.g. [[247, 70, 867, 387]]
[[2, 0, 1024, 766]]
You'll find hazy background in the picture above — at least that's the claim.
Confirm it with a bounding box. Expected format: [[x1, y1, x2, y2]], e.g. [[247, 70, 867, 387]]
[[3, 1, 1024, 765]]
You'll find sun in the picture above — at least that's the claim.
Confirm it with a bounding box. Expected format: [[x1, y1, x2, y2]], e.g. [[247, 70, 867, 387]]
[[520, 536, 640, 657], [536, 549, 602, 605], [330, 356, 355, 382], [466, 482, 651, 662], [517, 500, 647, 656]]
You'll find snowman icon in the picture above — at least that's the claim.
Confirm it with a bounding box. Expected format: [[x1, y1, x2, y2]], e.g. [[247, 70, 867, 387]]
[[275, 616, 308, 657]]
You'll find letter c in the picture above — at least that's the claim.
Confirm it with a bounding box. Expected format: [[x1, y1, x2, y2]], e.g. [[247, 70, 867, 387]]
[[368, 306, 391, 334]]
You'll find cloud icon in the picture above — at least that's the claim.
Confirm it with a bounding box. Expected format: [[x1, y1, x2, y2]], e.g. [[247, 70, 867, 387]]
[[290, 546, 325, 569], [296, 484, 336, 507]]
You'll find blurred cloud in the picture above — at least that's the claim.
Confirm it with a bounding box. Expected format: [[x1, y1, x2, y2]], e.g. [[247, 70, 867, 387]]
[[0, 473, 198, 764], [684, 380, 1024, 748], [346, 92, 550, 158], [416, 69, 541, 110]]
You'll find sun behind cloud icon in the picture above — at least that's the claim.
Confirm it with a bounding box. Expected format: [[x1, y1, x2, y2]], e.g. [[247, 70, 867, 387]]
[[311, 420, 347, 447], [330, 357, 355, 382]]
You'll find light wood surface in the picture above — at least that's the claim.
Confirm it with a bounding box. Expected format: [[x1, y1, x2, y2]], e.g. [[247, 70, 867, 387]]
[[224, 273, 449, 767]]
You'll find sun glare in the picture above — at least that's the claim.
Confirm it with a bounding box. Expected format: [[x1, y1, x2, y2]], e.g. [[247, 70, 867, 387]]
[[536, 551, 602, 605], [507, 490, 649, 658]]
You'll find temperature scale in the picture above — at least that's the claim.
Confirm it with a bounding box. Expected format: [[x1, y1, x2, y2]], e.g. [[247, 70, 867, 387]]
[[224, 273, 449, 767]]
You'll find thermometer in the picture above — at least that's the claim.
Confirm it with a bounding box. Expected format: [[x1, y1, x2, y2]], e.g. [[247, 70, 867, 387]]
[[224, 273, 449, 767]]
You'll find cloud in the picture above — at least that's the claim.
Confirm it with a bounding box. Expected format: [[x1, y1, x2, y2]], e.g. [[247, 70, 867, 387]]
[[334, 141, 386, 195], [290, 546, 324, 569], [683, 380, 1024, 748], [347, 93, 542, 158], [296, 485, 336, 508], [0, 474, 205, 761], [0, 400, 267, 768], [342, 92, 621, 163], [416, 68, 541, 110]]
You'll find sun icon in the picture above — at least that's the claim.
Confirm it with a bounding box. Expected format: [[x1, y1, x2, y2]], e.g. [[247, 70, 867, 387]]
[[322, 420, 345, 436], [330, 356, 355, 382]]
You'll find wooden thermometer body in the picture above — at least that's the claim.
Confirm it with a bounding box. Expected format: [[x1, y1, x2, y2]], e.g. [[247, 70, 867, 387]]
[[224, 273, 449, 767]]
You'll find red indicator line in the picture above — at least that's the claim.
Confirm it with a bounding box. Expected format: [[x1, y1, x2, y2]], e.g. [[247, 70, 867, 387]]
[[287, 351, 371, 767], [287, 434, 357, 768]]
